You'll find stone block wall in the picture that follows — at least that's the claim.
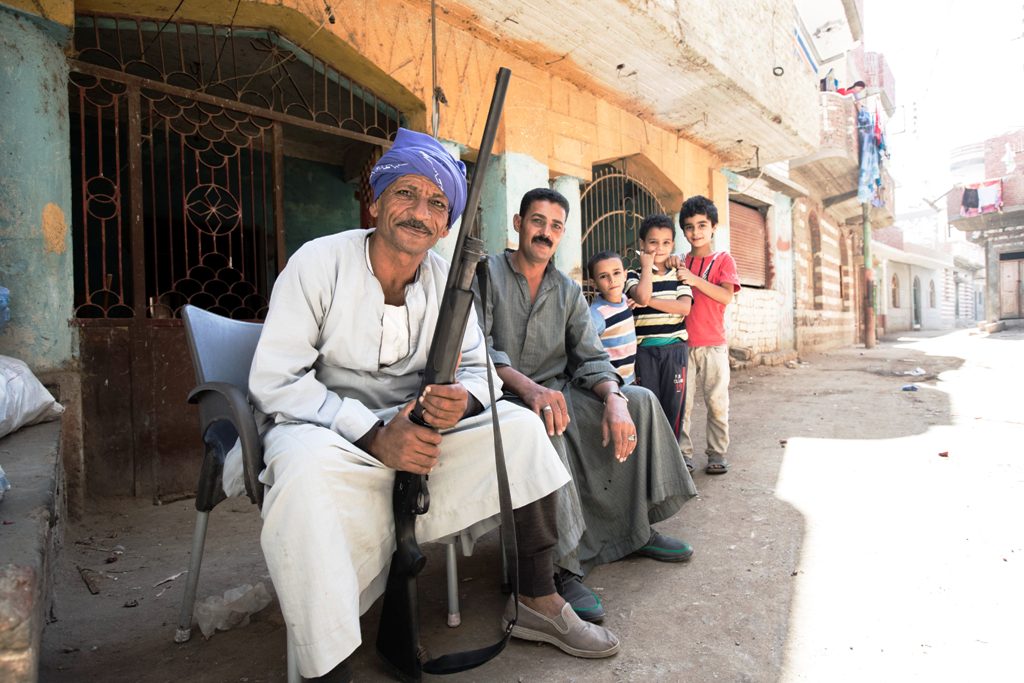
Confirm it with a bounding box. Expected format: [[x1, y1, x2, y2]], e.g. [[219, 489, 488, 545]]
[[727, 288, 785, 354]]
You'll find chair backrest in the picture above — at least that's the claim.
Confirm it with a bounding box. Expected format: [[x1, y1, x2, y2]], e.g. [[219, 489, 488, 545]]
[[182, 305, 264, 388]]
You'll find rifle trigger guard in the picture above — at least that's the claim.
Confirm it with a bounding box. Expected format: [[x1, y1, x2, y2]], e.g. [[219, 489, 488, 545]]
[[415, 488, 430, 515]]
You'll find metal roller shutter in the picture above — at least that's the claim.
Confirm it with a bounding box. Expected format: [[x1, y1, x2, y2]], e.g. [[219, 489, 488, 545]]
[[728, 200, 767, 287]]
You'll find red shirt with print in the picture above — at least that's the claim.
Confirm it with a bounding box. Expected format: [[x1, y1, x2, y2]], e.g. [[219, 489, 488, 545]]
[[683, 251, 741, 347]]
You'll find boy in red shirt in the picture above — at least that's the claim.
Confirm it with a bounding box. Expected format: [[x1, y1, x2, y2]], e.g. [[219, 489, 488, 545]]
[[672, 196, 741, 474]]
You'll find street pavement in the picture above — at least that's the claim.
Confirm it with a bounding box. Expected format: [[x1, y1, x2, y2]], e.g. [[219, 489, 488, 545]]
[[39, 327, 1024, 682]]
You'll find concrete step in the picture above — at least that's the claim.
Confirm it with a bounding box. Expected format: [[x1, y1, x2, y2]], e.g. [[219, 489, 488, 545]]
[[0, 421, 64, 683]]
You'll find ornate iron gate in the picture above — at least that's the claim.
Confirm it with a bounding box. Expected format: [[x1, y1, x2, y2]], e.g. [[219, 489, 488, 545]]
[[69, 14, 401, 498], [580, 163, 667, 281]]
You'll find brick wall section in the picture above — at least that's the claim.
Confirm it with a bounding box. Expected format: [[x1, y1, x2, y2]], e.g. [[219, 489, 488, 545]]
[[946, 174, 1024, 215], [873, 224, 903, 249], [863, 51, 896, 114], [954, 274, 977, 323], [941, 269, 956, 327], [792, 198, 858, 352], [984, 129, 1024, 179], [820, 93, 859, 156], [726, 288, 785, 355], [1000, 174, 1024, 209], [947, 130, 1024, 214]]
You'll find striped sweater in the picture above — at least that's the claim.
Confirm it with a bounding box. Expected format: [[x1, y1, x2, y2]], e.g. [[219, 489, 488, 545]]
[[625, 267, 693, 345], [588, 295, 637, 384]]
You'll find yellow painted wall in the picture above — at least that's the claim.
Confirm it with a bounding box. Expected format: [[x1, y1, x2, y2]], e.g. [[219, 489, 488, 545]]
[[75, 0, 721, 197], [2, 0, 73, 26]]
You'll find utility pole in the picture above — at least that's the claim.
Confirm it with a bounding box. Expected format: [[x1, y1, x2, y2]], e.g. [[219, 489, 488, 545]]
[[862, 202, 876, 348]]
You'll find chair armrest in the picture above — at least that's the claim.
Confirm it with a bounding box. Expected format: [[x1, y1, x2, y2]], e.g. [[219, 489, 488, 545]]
[[187, 381, 265, 508]]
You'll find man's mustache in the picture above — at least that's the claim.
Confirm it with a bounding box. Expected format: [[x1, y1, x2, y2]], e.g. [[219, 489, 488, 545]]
[[532, 235, 553, 247], [398, 219, 430, 232]]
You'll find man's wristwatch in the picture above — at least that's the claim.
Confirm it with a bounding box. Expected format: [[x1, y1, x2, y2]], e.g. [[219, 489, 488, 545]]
[[604, 386, 629, 405]]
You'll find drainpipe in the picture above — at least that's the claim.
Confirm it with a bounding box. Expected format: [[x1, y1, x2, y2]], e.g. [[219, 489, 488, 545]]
[[862, 202, 876, 348]]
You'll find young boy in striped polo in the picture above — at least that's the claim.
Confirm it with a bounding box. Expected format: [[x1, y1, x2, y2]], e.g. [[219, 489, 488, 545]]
[[625, 214, 693, 468], [587, 250, 638, 384]]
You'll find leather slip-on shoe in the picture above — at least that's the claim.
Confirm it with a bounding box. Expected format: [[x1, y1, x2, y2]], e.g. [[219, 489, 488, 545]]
[[502, 599, 620, 659]]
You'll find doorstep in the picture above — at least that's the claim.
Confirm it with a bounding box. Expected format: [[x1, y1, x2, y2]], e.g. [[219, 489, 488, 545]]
[[0, 421, 64, 682]]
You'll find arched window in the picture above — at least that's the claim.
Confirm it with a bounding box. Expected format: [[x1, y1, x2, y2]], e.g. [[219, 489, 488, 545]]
[[929, 280, 937, 308], [891, 275, 900, 308]]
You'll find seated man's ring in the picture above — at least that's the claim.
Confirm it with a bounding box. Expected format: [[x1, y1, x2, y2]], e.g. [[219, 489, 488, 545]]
[[542, 405, 553, 412], [627, 434, 637, 442]]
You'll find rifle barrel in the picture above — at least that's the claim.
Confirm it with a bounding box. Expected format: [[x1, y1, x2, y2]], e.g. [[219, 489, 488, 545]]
[[444, 67, 511, 293]]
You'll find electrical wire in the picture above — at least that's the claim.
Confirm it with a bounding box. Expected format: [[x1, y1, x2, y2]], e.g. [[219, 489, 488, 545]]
[[141, 0, 187, 59]]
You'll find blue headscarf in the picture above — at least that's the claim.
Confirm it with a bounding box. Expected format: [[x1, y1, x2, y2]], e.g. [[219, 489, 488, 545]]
[[369, 128, 468, 226]]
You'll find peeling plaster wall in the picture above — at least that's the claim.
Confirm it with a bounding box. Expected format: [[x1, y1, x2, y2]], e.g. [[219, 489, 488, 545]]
[[0, 8, 74, 371]]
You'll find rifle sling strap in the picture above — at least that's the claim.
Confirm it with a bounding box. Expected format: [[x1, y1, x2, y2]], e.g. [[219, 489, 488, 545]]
[[420, 260, 518, 675]]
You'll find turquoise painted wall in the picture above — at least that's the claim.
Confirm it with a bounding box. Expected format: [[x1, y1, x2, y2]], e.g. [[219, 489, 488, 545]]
[[0, 8, 73, 371], [479, 152, 549, 257], [282, 156, 361, 256]]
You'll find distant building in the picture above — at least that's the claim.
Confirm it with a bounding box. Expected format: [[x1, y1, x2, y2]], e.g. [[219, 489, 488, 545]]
[[0, 0, 822, 503], [946, 129, 1024, 323], [718, 0, 899, 359]]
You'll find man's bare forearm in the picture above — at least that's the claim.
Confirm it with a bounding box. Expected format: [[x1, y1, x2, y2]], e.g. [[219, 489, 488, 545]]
[[495, 365, 537, 398]]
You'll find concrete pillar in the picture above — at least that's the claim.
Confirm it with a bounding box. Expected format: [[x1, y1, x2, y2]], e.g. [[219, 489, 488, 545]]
[[433, 139, 466, 264], [710, 168, 731, 253], [985, 243, 1000, 321], [479, 152, 548, 257], [0, 9, 73, 371], [552, 175, 583, 282], [771, 192, 795, 350]]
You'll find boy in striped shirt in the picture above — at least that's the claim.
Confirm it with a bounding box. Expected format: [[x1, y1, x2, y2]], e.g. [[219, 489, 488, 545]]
[[587, 251, 638, 384], [625, 215, 693, 459]]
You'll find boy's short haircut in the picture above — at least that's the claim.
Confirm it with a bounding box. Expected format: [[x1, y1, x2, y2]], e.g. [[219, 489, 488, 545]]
[[852, 80, 866, 88], [679, 195, 719, 227], [638, 213, 675, 241], [587, 250, 624, 280], [518, 188, 570, 220]]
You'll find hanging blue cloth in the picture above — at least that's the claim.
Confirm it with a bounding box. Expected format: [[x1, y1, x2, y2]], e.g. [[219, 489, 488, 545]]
[[0, 286, 9, 333], [857, 108, 881, 204]]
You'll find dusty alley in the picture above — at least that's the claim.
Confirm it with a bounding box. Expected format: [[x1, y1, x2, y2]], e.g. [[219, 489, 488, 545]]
[[39, 328, 1024, 683]]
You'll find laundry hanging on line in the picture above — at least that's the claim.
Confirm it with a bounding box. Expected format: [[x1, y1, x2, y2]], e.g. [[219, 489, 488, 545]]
[[960, 179, 1002, 217], [857, 108, 885, 205]]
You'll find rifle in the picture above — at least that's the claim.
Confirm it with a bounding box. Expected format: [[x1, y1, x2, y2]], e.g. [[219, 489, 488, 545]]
[[376, 66, 513, 683]]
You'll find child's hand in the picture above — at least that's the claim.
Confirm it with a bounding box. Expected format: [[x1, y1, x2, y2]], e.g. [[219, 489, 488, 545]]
[[664, 254, 685, 270], [638, 251, 655, 273], [626, 297, 640, 309], [677, 266, 698, 285]]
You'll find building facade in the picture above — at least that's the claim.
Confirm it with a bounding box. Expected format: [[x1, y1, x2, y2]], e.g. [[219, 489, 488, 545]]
[[0, 0, 823, 502], [946, 129, 1024, 324]]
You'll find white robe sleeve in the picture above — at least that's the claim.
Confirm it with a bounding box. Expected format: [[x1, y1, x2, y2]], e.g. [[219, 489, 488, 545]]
[[249, 242, 380, 442]]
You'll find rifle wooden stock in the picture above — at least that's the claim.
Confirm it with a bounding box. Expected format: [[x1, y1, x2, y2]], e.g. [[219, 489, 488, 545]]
[[376, 67, 511, 683]]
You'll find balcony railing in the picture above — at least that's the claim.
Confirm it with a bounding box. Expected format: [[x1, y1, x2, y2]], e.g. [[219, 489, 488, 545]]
[[790, 92, 859, 198]]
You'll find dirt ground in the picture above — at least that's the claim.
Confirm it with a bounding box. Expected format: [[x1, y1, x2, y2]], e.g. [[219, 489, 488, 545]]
[[38, 328, 1024, 682]]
